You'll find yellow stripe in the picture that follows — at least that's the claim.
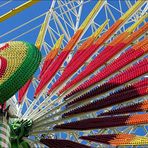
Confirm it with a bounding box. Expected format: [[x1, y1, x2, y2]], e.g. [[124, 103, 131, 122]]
[[0, 0, 40, 22], [46, 35, 64, 59], [80, 0, 104, 30], [120, 0, 145, 20], [35, 23, 46, 49], [92, 19, 109, 39], [0, 42, 27, 84], [128, 136, 148, 145], [53, 34, 64, 49], [126, 13, 148, 33]]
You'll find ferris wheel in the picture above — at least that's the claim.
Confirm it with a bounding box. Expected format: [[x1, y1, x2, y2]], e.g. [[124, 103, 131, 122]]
[[0, 0, 148, 147]]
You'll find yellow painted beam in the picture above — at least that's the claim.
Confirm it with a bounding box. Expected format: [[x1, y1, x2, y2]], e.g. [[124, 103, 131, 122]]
[[0, 0, 40, 22], [123, 136, 148, 146], [92, 19, 109, 39], [79, 0, 104, 30], [35, 11, 50, 49], [121, 0, 145, 20], [127, 13, 148, 33], [53, 34, 64, 49], [44, 35, 64, 61], [35, 22, 46, 49]]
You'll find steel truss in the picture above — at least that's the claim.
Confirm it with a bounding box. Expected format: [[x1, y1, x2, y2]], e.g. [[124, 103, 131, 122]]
[[0, 0, 147, 147]]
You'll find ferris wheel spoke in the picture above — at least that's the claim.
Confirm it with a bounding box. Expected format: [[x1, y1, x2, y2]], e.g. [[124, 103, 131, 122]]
[[53, 12, 71, 41], [31, 70, 147, 123], [31, 93, 147, 131], [31, 3, 147, 118], [29, 48, 147, 121], [31, 75, 147, 128], [1, 0, 148, 147], [22, 0, 107, 119], [58, 1, 76, 29], [26, 20, 109, 119]]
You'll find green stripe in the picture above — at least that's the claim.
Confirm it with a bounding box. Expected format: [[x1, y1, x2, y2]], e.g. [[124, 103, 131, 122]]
[[0, 42, 41, 103]]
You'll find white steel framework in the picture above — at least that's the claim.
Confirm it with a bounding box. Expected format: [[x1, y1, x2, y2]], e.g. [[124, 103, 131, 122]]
[[0, 0, 147, 147]]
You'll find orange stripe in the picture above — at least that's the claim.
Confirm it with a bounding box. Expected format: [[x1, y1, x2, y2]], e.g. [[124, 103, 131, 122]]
[[45, 48, 59, 60], [132, 38, 148, 50], [126, 114, 148, 124], [123, 23, 148, 45], [78, 37, 95, 51], [142, 44, 148, 52], [63, 29, 83, 51], [95, 19, 124, 47], [109, 32, 129, 46]]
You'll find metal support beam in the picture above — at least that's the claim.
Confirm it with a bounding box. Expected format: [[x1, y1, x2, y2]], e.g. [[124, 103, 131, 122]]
[[0, 0, 41, 22]]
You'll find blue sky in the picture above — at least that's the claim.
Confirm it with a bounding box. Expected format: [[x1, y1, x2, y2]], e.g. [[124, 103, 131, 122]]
[[0, 0, 147, 142], [0, 1, 51, 43], [0, 0, 135, 44], [0, 1, 102, 44], [0, 0, 138, 44]]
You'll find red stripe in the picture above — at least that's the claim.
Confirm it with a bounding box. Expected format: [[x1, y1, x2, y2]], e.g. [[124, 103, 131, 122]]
[[0, 43, 9, 51], [39, 59, 53, 80], [34, 51, 70, 97], [0, 56, 7, 78], [100, 100, 148, 116], [18, 79, 32, 104], [63, 79, 147, 117], [54, 114, 148, 130], [59, 24, 148, 95], [34, 29, 83, 97], [80, 134, 136, 146], [47, 20, 124, 95], [63, 45, 147, 99], [64, 58, 148, 100]]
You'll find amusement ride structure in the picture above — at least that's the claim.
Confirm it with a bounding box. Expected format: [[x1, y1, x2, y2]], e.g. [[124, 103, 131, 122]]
[[0, 0, 148, 147]]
